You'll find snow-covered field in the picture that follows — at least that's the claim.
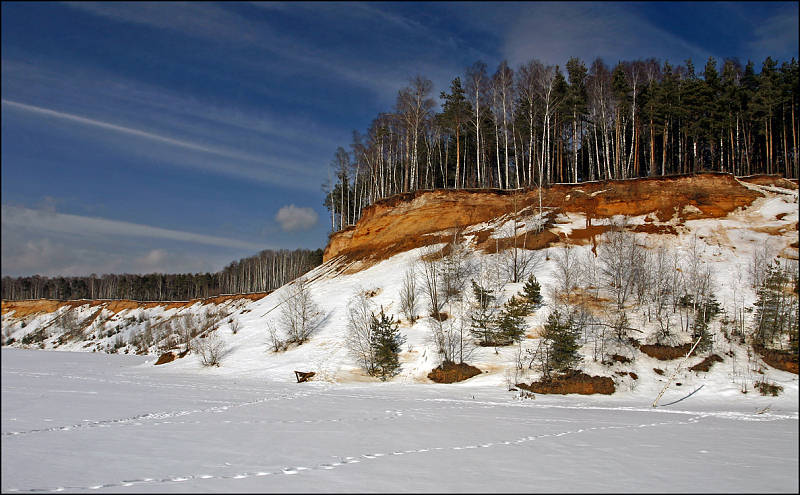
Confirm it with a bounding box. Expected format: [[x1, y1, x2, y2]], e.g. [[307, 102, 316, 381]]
[[2, 348, 797, 493]]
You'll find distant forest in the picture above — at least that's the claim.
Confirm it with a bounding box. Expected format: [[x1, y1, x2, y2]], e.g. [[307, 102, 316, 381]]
[[323, 56, 799, 231], [1, 248, 323, 302]]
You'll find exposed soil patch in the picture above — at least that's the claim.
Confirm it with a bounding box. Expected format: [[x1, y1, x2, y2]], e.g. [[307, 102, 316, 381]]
[[324, 173, 762, 268], [689, 354, 723, 372], [154, 352, 176, 365], [653, 368, 665, 375], [556, 225, 610, 247], [639, 343, 693, 360], [615, 371, 638, 379], [631, 224, 678, 235], [754, 345, 798, 374], [739, 174, 799, 190], [478, 228, 561, 254], [427, 361, 482, 383], [609, 354, 631, 364], [1, 293, 269, 319], [517, 371, 615, 395]]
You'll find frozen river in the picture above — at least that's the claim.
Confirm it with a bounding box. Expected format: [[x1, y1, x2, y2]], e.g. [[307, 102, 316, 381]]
[[2, 348, 797, 493]]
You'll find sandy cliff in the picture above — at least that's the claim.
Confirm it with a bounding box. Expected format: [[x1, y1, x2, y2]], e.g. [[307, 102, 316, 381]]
[[324, 173, 784, 265]]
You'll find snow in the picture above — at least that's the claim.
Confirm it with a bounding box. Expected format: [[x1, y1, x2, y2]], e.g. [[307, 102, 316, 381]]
[[2, 348, 797, 493], [2, 178, 798, 491]]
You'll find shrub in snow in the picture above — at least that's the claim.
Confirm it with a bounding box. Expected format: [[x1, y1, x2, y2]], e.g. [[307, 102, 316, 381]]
[[192, 331, 226, 367]]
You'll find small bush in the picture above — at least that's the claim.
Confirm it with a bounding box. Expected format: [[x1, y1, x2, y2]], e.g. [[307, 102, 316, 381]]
[[192, 332, 226, 367], [754, 379, 783, 397], [607, 354, 631, 364]]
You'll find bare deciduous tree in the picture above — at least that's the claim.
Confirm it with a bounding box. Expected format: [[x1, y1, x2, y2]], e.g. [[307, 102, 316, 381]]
[[551, 243, 582, 305], [399, 268, 419, 324], [344, 291, 377, 375], [278, 277, 323, 345], [748, 239, 775, 289], [428, 299, 475, 364], [419, 246, 444, 318], [598, 221, 645, 311]]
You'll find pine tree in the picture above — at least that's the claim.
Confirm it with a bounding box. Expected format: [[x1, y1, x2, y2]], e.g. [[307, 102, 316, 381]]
[[497, 296, 528, 344], [542, 310, 582, 374], [469, 280, 497, 345], [369, 309, 406, 381], [439, 77, 472, 188], [521, 275, 542, 309]]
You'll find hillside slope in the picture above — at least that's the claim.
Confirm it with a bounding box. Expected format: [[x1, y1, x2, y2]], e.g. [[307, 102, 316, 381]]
[[2, 173, 798, 405]]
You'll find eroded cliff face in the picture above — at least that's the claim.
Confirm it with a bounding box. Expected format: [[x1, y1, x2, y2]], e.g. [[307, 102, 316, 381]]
[[323, 173, 781, 265], [1, 293, 268, 318]]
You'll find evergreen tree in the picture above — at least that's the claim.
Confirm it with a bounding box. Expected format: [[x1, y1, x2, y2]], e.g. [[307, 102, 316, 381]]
[[497, 295, 528, 344], [542, 310, 582, 374], [521, 275, 542, 309], [566, 57, 588, 181], [691, 294, 720, 354], [439, 77, 472, 187], [469, 280, 497, 345], [369, 309, 406, 381]]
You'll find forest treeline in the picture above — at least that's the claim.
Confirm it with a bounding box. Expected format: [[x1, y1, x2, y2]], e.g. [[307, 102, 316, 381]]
[[323, 55, 799, 231], [1, 248, 323, 302]]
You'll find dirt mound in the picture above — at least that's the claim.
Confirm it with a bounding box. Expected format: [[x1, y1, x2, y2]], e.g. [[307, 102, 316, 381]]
[[517, 371, 615, 395], [324, 173, 762, 268], [427, 361, 482, 383], [689, 354, 723, 372], [639, 343, 693, 360], [154, 352, 177, 365], [754, 345, 798, 374]]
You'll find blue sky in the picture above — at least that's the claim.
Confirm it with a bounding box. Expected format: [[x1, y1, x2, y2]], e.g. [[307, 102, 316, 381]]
[[2, 1, 797, 277]]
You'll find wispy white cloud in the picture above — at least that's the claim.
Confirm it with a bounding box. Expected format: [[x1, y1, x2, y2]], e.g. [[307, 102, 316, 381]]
[[2, 98, 323, 189], [274, 204, 318, 232], [3, 99, 261, 161], [499, 3, 713, 68], [1, 204, 265, 251], [61, 1, 475, 103], [747, 4, 799, 62], [63, 2, 263, 43], [1, 58, 343, 152]]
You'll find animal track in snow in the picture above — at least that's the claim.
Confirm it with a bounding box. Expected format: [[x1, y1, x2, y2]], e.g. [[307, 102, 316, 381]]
[[6, 414, 707, 493]]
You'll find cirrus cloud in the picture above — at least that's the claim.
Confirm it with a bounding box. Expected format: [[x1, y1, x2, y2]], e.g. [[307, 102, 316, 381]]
[[275, 204, 318, 232]]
